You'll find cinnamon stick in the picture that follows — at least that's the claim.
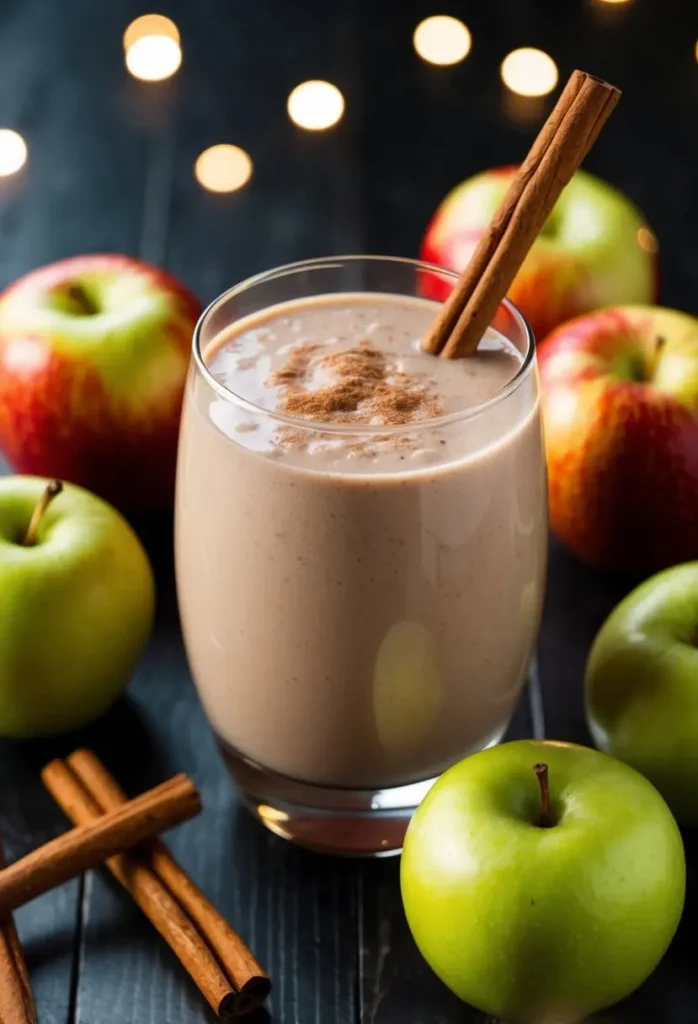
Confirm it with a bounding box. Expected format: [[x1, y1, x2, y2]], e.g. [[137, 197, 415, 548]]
[[0, 773, 200, 916], [68, 750, 269, 1013], [43, 753, 270, 1018], [0, 840, 36, 1024], [422, 70, 621, 358]]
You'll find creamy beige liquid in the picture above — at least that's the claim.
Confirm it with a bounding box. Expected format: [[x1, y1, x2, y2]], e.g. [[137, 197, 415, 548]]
[[176, 293, 547, 789]]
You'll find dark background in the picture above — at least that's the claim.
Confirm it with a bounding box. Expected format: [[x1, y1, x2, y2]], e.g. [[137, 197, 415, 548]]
[[0, 1, 697, 1021]]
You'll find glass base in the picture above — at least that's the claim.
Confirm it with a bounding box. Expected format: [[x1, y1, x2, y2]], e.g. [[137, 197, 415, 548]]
[[216, 725, 508, 856]]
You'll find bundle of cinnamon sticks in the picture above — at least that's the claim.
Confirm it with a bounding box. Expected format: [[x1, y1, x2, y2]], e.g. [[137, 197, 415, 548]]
[[0, 751, 270, 1021]]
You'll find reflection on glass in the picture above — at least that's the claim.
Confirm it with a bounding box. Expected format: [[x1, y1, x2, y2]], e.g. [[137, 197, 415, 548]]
[[0, 130, 27, 177], [413, 15, 472, 66], [287, 81, 345, 131], [195, 145, 253, 193], [500, 48, 559, 97]]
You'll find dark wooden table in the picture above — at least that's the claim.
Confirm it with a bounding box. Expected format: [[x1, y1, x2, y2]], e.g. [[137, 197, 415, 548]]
[[1, 1, 697, 1021]]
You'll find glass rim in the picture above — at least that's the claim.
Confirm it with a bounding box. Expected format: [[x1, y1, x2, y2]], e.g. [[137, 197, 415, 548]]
[[191, 254, 536, 436]]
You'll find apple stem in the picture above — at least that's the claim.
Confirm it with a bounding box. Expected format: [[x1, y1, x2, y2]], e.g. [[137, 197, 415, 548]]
[[655, 335, 666, 354], [65, 283, 98, 316], [23, 480, 63, 546], [533, 763, 554, 828]]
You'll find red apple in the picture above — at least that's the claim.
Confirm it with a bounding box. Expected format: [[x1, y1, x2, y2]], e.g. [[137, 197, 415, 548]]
[[421, 167, 657, 341], [0, 254, 202, 513], [538, 305, 698, 574]]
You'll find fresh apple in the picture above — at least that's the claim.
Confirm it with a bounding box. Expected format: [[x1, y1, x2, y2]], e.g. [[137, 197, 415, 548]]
[[401, 739, 685, 1023], [0, 254, 202, 514], [0, 475, 155, 737], [586, 562, 698, 824], [538, 304, 698, 574], [421, 167, 656, 340]]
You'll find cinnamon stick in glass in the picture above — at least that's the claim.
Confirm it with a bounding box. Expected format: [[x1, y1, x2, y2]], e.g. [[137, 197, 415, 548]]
[[422, 70, 621, 359], [0, 774, 200, 916], [43, 753, 270, 1018], [0, 839, 36, 1024]]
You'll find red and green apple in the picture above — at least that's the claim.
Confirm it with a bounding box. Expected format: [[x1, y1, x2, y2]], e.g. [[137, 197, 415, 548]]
[[421, 168, 656, 341], [538, 304, 698, 574], [0, 254, 202, 514]]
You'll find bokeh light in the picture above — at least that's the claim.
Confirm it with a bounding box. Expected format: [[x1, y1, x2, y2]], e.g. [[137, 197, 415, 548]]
[[413, 16, 472, 66], [124, 14, 182, 81], [501, 48, 559, 97], [123, 14, 179, 50], [287, 81, 345, 131], [595, 0, 632, 4], [0, 130, 27, 177], [195, 145, 253, 193]]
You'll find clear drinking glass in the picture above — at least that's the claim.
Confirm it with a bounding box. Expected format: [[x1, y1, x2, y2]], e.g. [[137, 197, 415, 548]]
[[175, 256, 547, 856]]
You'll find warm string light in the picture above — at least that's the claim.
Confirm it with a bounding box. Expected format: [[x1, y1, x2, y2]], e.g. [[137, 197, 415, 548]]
[[0, 130, 28, 177], [413, 16, 472, 66], [111, 19, 676, 203], [195, 145, 253, 193], [287, 81, 345, 131], [123, 14, 179, 50], [126, 38, 182, 81], [501, 48, 559, 97], [123, 14, 182, 81]]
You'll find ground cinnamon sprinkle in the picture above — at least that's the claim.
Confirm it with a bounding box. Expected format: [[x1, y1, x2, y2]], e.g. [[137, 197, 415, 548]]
[[266, 342, 444, 426]]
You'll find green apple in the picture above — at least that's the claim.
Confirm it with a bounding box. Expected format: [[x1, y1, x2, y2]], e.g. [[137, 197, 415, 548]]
[[401, 739, 685, 1023], [586, 562, 698, 823], [0, 475, 155, 737]]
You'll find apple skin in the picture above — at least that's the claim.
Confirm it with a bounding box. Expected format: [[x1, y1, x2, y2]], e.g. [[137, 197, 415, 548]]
[[0, 475, 155, 738], [421, 167, 656, 341], [586, 562, 698, 825], [0, 255, 202, 514], [401, 739, 685, 1023], [538, 305, 698, 574]]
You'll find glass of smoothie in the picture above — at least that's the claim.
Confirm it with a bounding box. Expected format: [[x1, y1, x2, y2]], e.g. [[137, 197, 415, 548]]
[[175, 256, 547, 856]]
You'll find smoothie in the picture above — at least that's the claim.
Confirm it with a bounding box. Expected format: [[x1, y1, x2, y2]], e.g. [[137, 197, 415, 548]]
[[175, 292, 547, 790]]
